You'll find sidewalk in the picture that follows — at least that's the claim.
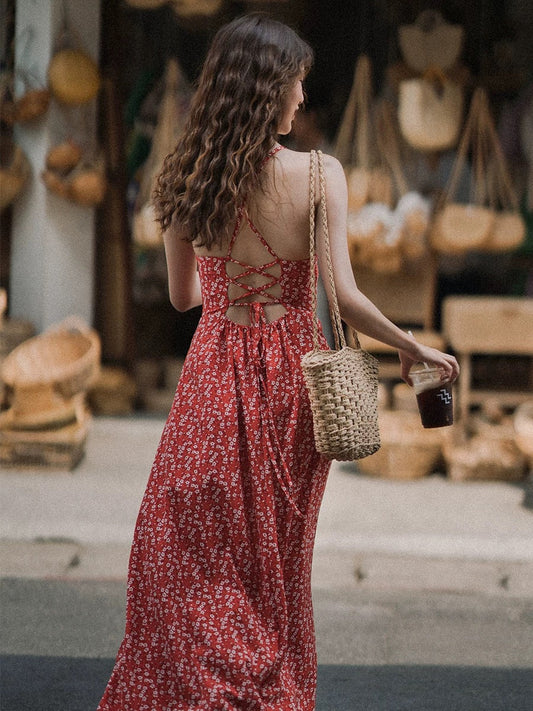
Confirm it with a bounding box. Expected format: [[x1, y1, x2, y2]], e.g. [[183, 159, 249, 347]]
[[1, 415, 533, 594], [2, 416, 533, 711]]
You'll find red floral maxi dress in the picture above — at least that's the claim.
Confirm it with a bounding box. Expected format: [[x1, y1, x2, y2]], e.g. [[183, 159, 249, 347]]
[[98, 149, 332, 711]]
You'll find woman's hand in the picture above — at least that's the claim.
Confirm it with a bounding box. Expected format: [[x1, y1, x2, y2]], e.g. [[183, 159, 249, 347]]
[[399, 343, 460, 386]]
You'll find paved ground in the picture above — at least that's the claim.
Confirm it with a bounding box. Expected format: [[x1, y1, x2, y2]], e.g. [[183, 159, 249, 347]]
[[1, 415, 533, 710]]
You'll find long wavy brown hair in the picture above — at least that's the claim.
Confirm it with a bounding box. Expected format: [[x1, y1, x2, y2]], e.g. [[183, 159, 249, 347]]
[[152, 13, 313, 248]]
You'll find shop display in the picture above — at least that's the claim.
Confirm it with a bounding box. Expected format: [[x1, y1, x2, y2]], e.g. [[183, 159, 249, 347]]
[[432, 88, 526, 254], [42, 152, 106, 207], [1, 28, 51, 124], [0, 84, 50, 124], [344, 99, 431, 273], [133, 57, 191, 247], [520, 96, 533, 211], [126, 0, 168, 8], [0, 136, 31, 210], [0, 407, 91, 469], [87, 366, 137, 415]]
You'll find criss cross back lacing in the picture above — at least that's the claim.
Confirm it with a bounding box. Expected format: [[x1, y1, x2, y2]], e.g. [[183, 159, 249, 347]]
[[224, 145, 286, 326]]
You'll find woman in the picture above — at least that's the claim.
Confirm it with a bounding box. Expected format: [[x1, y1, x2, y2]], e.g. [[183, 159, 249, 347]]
[[98, 14, 459, 711]]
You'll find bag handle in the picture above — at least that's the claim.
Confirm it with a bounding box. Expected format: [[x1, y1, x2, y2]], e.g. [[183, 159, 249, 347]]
[[308, 149, 361, 352]]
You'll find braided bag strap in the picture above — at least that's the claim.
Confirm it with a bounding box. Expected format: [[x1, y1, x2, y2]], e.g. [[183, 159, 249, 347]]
[[308, 149, 360, 351]]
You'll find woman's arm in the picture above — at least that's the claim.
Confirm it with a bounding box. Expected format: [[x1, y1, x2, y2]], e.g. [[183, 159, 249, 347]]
[[163, 219, 203, 312], [316, 154, 459, 385]]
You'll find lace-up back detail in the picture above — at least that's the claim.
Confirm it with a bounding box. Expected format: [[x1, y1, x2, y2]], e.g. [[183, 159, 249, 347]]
[[196, 145, 313, 326]]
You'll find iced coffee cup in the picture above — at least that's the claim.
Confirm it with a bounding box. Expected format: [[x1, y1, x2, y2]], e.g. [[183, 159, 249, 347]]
[[410, 365, 453, 428]]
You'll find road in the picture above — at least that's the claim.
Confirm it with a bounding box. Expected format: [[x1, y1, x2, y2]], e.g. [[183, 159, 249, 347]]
[[2, 566, 533, 711]]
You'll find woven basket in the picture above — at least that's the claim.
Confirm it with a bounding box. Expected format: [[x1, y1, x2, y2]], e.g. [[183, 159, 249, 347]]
[[302, 346, 380, 461], [432, 88, 523, 254], [444, 434, 527, 481], [303, 150, 380, 462], [398, 77, 463, 152], [398, 11, 464, 73], [356, 411, 443, 479], [485, 212, 526, 252], [87, 366, 136, 415], [0, 139, 31, 210], [1, 319, 100, 429], [431, 203, 494, 254]]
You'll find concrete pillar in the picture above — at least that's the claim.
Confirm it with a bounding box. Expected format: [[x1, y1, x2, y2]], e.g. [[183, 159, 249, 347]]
[[10, 0, 101, 332]]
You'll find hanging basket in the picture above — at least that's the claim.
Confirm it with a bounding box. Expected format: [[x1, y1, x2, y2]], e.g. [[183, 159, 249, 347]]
[[485, 211, 526, 252], [46, 140, 82, 174], [375, 101, 431, 261], [133, 57, 191, 246], [431, 88, 525, 254], [398, 74, 463, 152], [48, 15, 100, 106], [431, 203, 494, 253], [398, 10, 464, 73], [1, 30, 51, 123], [42, 155, 107, 207], [48, 48, 100, 105], [334, 55, 376, 177], [0, 83, 50, 124]]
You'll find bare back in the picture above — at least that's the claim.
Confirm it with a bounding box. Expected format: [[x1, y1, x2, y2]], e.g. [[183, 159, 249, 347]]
[[193, 146, 314, 325]]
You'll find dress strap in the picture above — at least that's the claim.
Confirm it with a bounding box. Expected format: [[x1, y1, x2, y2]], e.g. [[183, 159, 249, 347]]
[[261, 144, 285, 166], [226, 145, 285, 257]]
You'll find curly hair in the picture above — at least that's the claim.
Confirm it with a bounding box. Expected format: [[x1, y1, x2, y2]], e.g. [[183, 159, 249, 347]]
[[152, 13, 313, 248]]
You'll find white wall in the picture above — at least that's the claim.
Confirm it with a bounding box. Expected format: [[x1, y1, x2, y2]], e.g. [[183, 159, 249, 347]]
[[10, 0, 101, 332]]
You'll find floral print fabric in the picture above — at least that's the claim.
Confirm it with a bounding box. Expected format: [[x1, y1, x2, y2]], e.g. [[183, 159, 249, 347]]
[[98, 153, 331, 711]]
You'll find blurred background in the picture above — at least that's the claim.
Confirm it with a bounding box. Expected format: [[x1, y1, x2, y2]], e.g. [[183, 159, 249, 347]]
[[1, 0, 532, 476]]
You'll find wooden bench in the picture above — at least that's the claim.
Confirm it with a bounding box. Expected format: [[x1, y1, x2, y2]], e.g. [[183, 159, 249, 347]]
[[442, 296, 533, 421]]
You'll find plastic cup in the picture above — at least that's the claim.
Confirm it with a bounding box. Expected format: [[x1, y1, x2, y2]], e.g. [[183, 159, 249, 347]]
[[410, 365, 453, 428]]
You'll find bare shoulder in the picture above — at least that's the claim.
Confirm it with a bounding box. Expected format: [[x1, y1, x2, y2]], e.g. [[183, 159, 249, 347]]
[[276, 148, 344, 181], [319, 152, 345, 181]]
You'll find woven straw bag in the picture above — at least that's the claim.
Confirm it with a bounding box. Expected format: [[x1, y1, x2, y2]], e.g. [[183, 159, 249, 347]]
[[398, 10, 464, 74], [398, 73, 463, 152], [301, 150, 380, 461], [431, 88, 525, 254], [335, 55, 388, 211]]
